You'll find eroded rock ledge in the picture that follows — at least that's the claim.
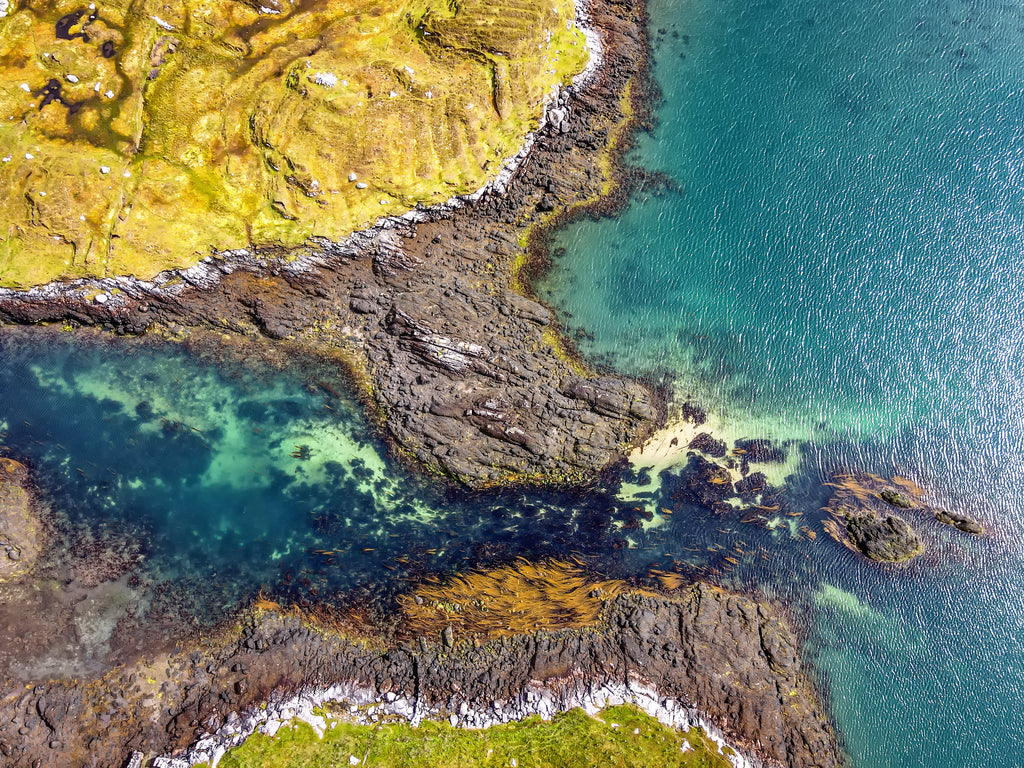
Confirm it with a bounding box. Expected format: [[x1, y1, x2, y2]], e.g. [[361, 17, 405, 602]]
[[0, 458, 42, 582], [0, 0, 659, 489], [0, 587, 845, 768]]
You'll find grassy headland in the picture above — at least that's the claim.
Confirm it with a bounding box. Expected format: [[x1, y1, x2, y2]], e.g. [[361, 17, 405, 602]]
[[0, 0, 587, 287], [212, 705, 735, 768]]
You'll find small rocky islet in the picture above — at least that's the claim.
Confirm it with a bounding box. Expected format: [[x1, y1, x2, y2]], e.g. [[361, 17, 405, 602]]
[[823, 473, 985, 564]]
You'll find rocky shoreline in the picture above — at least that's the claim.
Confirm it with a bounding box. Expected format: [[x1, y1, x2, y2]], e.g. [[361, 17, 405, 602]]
[[0, 585, 844, 768], [0, 0, 662, 490]]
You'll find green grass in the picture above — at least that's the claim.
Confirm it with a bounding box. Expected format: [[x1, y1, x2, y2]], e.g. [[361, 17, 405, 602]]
[[212, 705, 734, 768], [0, 0, 588, 287]]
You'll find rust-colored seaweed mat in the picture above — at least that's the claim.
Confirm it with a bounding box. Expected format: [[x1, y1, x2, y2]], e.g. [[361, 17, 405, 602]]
[[397, 558, 630, 641]]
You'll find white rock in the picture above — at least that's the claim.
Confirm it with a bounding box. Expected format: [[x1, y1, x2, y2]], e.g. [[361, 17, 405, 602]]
[[313, 72, 338, 88], [355, 182, 367, 189], [348, 172, 357, 182], [349, 756, 360, 766], [99, 166, 110, 174], [94, 293, 108, 304], [66, 74, 79, 83]]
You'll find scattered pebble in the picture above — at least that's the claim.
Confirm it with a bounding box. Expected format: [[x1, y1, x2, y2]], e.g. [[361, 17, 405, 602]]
[[24, 152, 33, 159], [348, 172, 357, 182], [19, 83, 29, 92], [66, 74, 79, 83], [94, 293, 108, 304], [99, 166, 110, 174], [355, 182, 367, 189]]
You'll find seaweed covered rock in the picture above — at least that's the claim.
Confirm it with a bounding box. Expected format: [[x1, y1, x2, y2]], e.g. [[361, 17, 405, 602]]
[[0, 458, 42, 581], [879, 488, 913, 509], [935, 509, 985, 536], [834, 505, 923, 563]]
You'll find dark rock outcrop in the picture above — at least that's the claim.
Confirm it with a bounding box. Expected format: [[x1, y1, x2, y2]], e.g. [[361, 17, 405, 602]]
[[934, 509, 985, 536], [823, 473, 985, 563], [835, 506, 923, 563]]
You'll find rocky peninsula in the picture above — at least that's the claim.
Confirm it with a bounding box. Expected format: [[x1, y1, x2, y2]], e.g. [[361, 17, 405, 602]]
[[0, 0, 658, 489], [0, 571, 843, 768]]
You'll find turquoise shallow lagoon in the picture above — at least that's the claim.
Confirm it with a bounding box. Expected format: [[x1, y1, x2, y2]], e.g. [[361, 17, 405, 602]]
[[540, 0, 1024, 764], [1, 0, 1024, 764]]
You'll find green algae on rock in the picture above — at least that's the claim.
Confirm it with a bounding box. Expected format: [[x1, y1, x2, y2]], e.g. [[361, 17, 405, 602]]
[[0, 0, 588, 288]]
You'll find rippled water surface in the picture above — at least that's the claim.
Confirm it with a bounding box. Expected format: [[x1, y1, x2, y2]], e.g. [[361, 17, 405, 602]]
[[540, 0, 1024, 764]]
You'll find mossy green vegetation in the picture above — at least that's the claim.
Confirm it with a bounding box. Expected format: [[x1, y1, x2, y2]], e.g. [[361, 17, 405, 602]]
[[212, 705, 734, 768], [0, 0, 588, 287]]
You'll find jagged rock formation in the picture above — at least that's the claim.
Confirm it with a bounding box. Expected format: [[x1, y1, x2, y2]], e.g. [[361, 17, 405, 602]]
[[0, 587, 845, 768]]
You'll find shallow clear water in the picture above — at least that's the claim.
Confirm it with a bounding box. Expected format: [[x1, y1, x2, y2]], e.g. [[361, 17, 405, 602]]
[[0, 330, 654, 627], [539, 0, 1024, 764]]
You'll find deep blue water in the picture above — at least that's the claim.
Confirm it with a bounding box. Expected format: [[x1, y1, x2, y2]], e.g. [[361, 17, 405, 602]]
[[539, 0, 1024, 764]]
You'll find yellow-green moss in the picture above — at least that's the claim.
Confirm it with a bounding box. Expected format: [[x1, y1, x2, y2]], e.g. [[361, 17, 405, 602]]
[[0, 0, 588, 287], [211, 705, 735, 768]]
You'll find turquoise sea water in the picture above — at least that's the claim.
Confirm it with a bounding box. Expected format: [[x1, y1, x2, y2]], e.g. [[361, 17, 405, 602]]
[[540, 0, 1024, 764], [1, 0, 1023, 766]]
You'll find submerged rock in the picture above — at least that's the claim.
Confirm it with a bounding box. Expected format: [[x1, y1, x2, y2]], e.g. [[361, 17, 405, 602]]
[[687, 431, 727, 457], [0, 458, 42, 582]]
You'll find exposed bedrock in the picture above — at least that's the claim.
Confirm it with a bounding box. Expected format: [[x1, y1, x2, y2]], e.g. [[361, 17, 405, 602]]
[[0, 0, 660, 489], [0, 588, 844, 768]]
